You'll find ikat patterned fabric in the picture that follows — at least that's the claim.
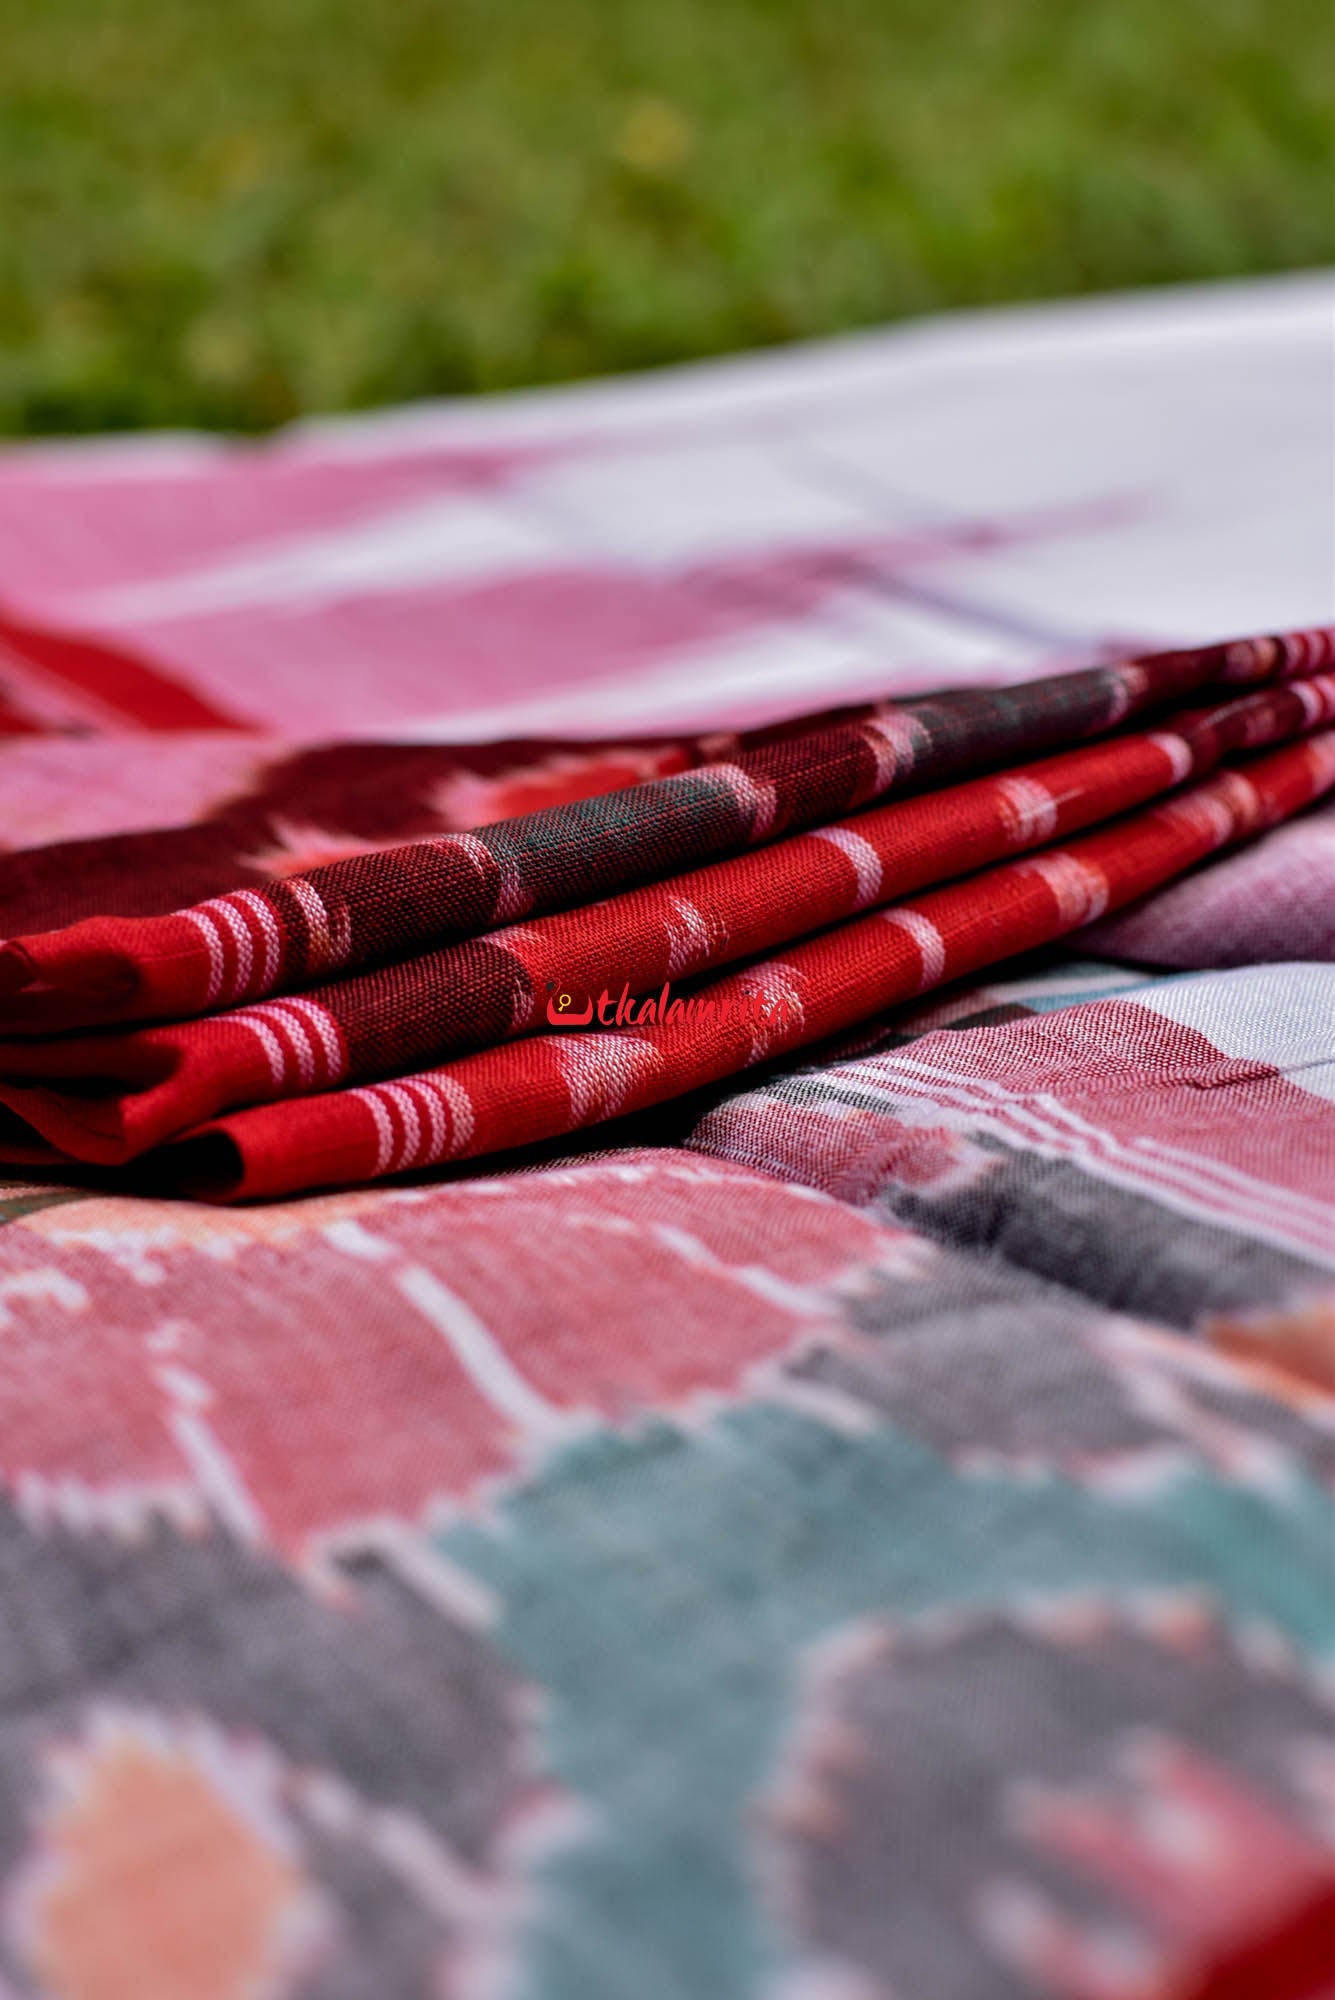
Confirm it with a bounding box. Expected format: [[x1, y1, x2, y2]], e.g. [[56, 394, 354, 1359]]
[[0, 282, 1331, 2000]]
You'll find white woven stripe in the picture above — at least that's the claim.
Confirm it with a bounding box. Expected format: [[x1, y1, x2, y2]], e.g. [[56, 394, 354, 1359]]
[[233, 1015, 287, 1087], [808, 825, 883, 908], [881, 908, 946, 990], [231, 890, 282, 994], [1294, 678, 1326, 724], [1020, 852, 1110, 925], [887, 1057, 1333, 1236], [718, 764, 778, 842], [394, 1265, 564, 1433], [380, 1084, 424, 1172], [995, 774, 1059, 844], [399, 1079, 447, 1165], [182, 908, 226, 1006], [1104, 661, 1149, 722], [1212, 770, 1263, 830], [1163, 788, 1237, 850], [350, 1089, 396, 1175], [490, 848, 533, 922], [419, 1073, 475, 1155], [284, 877, 333, 971], [850, 1049, 1335, 1265], [1306, 731, 1335, 784], [204, 896, 254, 1002], [872, 1043, 1335, 1227], [860, 712, 923, 793], [440, 832, 494, 877], [252, 1003, 316, 1088], [664, 896, 712, 976], [1222, 636, 1272, 681], [275, 997, 346, 1081], [738, 964, 804, 1060], [446, 830, 527, 920], [1145, 732, 1194, 784], [1034, 1091, 1335, 1245], [557, 1036, 657, 1122]]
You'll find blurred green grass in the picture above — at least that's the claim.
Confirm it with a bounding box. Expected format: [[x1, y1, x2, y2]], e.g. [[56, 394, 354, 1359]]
[[1, 0, 1331, 434]]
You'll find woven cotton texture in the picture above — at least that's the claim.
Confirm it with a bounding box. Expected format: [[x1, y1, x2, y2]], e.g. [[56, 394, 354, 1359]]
[[0, 671, 1331, 1174], [171, 729, 1335, 1199], [3, 629, 1329, 1038], [0, 631, 1331, 1200]]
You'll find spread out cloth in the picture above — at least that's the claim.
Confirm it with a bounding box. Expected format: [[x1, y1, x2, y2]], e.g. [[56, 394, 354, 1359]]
[[0, 278, 1332, 2000]]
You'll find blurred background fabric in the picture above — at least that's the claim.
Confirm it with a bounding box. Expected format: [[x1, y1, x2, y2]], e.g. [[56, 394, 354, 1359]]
[[1, 276, 1332, 776]]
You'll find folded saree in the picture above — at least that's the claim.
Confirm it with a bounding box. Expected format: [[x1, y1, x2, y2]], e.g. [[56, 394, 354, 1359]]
[[2, 627, 1330, 1037], [0, 667, 1332, 1172], [168, 731, 1335, 1197], [2, 716, 1331, 1195]]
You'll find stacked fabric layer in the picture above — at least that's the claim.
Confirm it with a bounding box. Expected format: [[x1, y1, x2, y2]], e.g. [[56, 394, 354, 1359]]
[[2, 628, 1333, 1200]]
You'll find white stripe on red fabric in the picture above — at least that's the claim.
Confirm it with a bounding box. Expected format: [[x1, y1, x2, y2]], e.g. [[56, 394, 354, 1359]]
[[284, 877, 335, 972], [1017, 852, 1110, 926], [995, 774, 1059, 844], [849, 1049, 1335, 1265], [203, 897, 254, 1003], [881, 908, 947, 990], [380, 1084, 424, 1172], [808, 825, 883, 908], [230, 1013, 288, 1088], [417, 1073, 475, 1157], [1145, 732, 1195, 784], [269, 997, 346, 1083], [182, 908, 227, 1007], [350, 1088, 397, 1175], [231, 891, 282, 995], [398, 1079, 447, 1165]]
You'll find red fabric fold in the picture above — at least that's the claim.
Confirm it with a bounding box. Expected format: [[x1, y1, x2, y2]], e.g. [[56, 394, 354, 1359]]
[[3, 627, 1330, 1036], [172, 731, 1335, 1199], [9, 729, 1330, 1198], [0, 675, 1330, 1167]]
